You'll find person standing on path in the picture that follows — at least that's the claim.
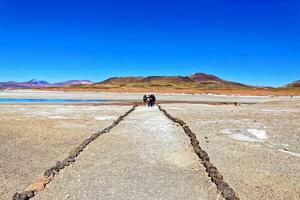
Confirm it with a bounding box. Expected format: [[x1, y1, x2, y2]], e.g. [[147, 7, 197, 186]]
[[143, 94, 156, 107], [150, 94, 156, 106], [143, 95, 147, 105]]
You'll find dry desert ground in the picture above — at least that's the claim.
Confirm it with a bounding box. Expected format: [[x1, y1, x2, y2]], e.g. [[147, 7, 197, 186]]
[[0, 90, 299, 200]]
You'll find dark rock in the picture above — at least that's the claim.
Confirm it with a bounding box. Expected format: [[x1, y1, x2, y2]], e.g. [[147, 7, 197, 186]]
[[78, 143, 87, 150], [91, 133, 100, 139], [82, 139, 91, 146], [207, 166, 218, 174], [193, 145, 202, 154], [202, 155, 210, 161], [55, 161, 64, 170], [206, 166, 217, 174], [23, 191, 34, 198], [202, 160, 213, 169], [98, 129, 107, 134], [69, 150, 77, 158], [67, 156, 75, 162], [13, 191, 34, 200], [197, 150, 208, 159], [19, 194, 29, 200], [222, 187, 236, 200], [44, 169, 54, 177], [209, 170, 223, 180], [191, 140, 199, 147], [215, 179, 229, 191], [62, 159, 70, 166], [190, 134, 197, 140], [183, 126, 192, 134], [12, 193, 21, 200]]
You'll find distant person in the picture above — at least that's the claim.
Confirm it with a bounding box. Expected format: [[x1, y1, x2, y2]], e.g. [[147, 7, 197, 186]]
[[150, 94, 156, 106], [143, 94, 147, 105], [143, 94, 156, 107], [146, 94, 152, 107]]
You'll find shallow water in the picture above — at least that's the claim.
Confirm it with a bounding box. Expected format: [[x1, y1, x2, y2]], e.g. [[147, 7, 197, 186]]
[[0, 98, 106, 103]]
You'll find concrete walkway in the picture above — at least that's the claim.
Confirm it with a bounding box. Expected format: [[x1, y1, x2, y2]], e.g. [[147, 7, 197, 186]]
[[34, 106, 221, 200]]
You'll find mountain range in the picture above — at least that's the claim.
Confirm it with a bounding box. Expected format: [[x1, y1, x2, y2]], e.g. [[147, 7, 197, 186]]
[[285, 80, 300, 88], [0, 79, 93, 89], [0, 73, 299, 90], [88, 73, 251, 89]]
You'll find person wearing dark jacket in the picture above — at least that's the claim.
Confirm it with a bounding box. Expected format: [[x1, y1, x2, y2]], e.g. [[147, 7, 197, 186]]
[[150, 94, 156, 106], [143, 94, 156, 107], [143, 95, 147, 105]]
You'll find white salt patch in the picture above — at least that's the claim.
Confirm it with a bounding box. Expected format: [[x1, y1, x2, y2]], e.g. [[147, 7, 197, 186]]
[[230, 133, 260, 142], [166, 107, 184, 110], [261, 109, 295, 112], [247, 129, 268, 140], [221, 129, 266, 143], [94, 116, 114, 121], [221, 129, 233, 134], [279, 149, 300, 158], [48, 116, 66, 119]]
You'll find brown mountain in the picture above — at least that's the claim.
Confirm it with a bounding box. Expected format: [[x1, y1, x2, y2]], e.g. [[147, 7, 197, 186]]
[[189, 73, 222, 82], [141, 76, 194, 83], [100, 77, 144, 84], [89, 73, 250, 90], [285, 80, 300, 88]]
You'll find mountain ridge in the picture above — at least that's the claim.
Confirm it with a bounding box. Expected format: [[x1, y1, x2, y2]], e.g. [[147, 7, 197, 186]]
[[284, 80, 300, 88], [1, 73, 299, 90], [0, 80, 93, 89], [91, 72, 251, 89]]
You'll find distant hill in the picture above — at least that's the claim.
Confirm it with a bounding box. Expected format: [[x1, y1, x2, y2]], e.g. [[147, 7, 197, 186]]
[[88, 73, 251, 90], [100, 77, 144, 84], [52, 80, 93, 86], [284, 80, 300, 88], [0, 80, 93, 89], [189, 73, 222, 82], [188, 73, 249, 88]]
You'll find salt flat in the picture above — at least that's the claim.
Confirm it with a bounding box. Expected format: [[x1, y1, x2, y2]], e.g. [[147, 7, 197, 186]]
[[1, 91, 299, 200], [161, 100, 300, 200], [1, 89, 299, 103], [0, 104, 131, 199]]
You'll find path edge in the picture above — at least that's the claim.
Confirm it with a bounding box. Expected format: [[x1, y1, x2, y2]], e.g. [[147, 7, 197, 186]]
[[157, 104, 239, 200]]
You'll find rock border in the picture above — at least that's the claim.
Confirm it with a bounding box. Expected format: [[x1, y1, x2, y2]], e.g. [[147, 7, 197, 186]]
[[12, 105, 138, 200], [158, 105, 239, 200]]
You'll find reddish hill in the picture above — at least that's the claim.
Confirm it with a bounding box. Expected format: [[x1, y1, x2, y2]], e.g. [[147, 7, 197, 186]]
[[189, 73, 222, 82], [100, 77, 144, 84], [285, 80, 300, 88], [141, 76, 194, 83], [91, 73, 250, 89]]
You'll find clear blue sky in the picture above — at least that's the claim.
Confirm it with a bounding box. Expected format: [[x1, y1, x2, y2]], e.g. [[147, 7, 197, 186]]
[[0, 0, 299, 86]]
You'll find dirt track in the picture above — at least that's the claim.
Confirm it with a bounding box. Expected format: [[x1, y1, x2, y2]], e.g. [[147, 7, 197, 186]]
[[32, 106, 221, 200]]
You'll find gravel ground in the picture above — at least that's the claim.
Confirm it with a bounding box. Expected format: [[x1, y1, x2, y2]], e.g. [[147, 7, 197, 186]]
[[34, 106, 221, 200], [0, 105, 131, 200], [161, 100, 300, 200]]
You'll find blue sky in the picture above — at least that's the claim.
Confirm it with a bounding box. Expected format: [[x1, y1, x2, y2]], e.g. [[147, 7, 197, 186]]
[[0, 0, 299, 86]]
